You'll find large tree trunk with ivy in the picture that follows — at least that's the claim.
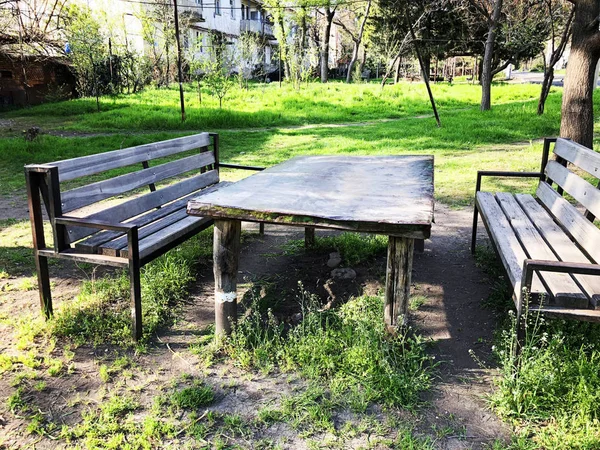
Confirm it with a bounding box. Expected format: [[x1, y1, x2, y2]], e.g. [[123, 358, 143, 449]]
[[480, 0, 503, 111], [559, 0, 600, 147]]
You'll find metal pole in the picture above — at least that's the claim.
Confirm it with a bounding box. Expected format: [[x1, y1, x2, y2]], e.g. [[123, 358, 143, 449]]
[[173, 0, 186, 122]]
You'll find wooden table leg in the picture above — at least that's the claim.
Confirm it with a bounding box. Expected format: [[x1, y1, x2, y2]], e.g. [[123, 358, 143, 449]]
[[414, 238, 425, 253], [305, 226, 315, 248], [214, 219, 241, 337], [384, 236, 414, 330]]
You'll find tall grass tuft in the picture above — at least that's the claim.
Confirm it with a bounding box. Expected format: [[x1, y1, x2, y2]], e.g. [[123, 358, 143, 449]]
[[220, 286, 433, 409], [491, 301, 600, 447]]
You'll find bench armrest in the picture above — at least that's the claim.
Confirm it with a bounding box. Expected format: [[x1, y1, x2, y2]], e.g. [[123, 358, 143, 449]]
[[476, 171, 543, 192], [521, 259, 600, 297], [219, 163, 265, 171], [55, 216, 140, 261], [56, 216, 136, 233]]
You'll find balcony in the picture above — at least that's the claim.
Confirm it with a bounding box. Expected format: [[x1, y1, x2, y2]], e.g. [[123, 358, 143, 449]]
[[240, 19, 274, 37]]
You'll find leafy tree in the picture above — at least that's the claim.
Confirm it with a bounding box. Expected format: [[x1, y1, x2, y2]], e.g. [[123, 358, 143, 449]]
[[140, 0, 176, 87], [334, 0, 372, 83], [201, 32, 234, 108], [537, 0, 573, 115], [235, 31, 266, 89], [64, 5, 106, 111]]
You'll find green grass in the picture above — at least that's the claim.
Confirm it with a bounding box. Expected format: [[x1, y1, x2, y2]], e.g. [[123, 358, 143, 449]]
[[2, 81, 551, 132], [0, 87, 567, 205]]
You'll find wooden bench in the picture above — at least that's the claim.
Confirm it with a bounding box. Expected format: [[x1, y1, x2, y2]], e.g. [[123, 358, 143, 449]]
[[472, 137, 600, 326], [25, 133, 263, 340]]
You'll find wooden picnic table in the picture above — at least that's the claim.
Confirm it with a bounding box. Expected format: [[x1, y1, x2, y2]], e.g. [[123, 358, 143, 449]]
[[187, 155, 434, 335]]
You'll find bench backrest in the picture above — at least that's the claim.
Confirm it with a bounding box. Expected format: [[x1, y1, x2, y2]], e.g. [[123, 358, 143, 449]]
[[25, 133, 219, 245], [537, 138, 600, 263]]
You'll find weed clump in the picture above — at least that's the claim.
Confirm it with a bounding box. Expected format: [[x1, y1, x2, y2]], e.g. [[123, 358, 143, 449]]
[[491, 301, 600, 447], [215, 287, 433, 409]]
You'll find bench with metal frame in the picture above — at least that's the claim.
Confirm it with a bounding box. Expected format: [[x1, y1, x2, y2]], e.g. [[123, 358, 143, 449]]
[[472, 137, 600, 329], [25, 132, 263, 340]]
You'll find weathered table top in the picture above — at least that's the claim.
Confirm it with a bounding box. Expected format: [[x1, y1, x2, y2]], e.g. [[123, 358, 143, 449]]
[[188, 155, 434, 238]]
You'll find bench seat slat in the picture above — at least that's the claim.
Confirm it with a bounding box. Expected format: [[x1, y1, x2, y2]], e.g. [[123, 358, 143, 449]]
[[536, 181, 600, 263], [120, 215, 213, 260], [54, 133, 211, 182], [100, 209, 189, 256], [545, 160, 600, 219], [62, 151, 215, 213], [67, 170, 219, 243], [553, 138, 600, 180], [476, 191, 546, 301], [516, 193, 600, 307], [76, 182, 230, 253], [529, 305, 600, 322], [496, 192, 588, 308]]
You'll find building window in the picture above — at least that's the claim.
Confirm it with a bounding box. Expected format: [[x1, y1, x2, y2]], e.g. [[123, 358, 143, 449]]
[[230, 0, 235, 19], [215, 0, 221, 15], [195, 0, 202, 6]]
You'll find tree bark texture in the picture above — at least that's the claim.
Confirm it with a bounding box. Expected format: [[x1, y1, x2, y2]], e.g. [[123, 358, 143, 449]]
[[480, 0, 503, 111], [560, 0, 600, 148], [213, 220, 241, 337]]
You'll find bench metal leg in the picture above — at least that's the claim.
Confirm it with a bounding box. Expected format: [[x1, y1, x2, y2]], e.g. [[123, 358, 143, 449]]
[[128, 228, 143, 341], [384, 236, 414, 331], [471, 205, 479, 254], [305, 227, 315, 248], [26, 169, 54, 318], [214, 219, 241, 337], [34, 253, 53, 318]]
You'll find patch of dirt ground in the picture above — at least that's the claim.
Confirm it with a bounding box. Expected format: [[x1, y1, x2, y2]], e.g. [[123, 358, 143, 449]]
[[0, 202, 510, 449]]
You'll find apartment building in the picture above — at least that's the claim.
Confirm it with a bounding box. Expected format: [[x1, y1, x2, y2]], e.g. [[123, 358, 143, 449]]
[[79, 0, 276, 73], [181, 0, 276, 70]]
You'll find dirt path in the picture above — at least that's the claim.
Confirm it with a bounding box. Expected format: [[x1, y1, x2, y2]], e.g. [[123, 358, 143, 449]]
[[0, 198, 509, 448]]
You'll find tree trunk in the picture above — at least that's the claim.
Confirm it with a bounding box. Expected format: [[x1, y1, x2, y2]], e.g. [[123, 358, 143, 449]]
[[421, 54, 431, 81], [344, 0, 371, 83], [346, 42, 360, 83], [321, 8, 335, 83], [537, 67, 554, 115], [560, 49, 599, 147], [481, 0, 503, 111], [560, 0, 600, 148], [394, 56, 401, 83]]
